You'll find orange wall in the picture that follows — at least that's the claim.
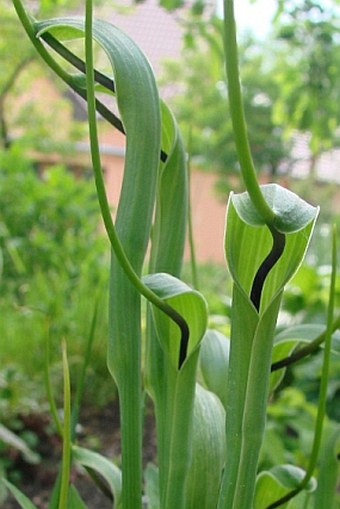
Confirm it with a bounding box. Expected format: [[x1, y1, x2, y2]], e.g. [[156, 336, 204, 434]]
[[101, 130, 228, 264]]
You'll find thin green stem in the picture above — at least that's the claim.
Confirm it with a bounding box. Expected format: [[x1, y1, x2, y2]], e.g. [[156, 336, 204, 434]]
[[223, 0, 275, 225], [58, 340, 72, 509], [12, 0, 75, 88], [42, 31, 116, 92], [12, 0, 128, 139], [267, 226, 337, 509], [186, 132, 199, 291], [271, 314, 340, 372], [71, 299, 99, 441], [44, 319, 63, 438]]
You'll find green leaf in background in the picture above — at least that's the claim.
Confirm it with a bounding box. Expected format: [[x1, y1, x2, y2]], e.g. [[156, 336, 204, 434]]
[[144, 464, 160, 509], [269, 340, 297, 393], [184, 384, 225, 509], [67, 485, 89, 509], [254, 465, 316, 509], [259, 423, 286, 470], [274, 324, 340, 355], [314, 423, 340, 509], [199, 329, 230, 409], [0, 424, 40, 465], [1, 479, 38, 509], [143, 273, 208, 370], [72, 445, 122, 509]]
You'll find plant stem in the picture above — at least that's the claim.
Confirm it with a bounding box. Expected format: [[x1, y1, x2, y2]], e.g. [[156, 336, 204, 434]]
[[271, 314, 340, 371], [223, 0, 275, 226], [71, 299, 98, 441], [267, 226, 337, 509], [42, 31, 116, 92], [12, 0, 75, 89], [44, 319, 63, 438], [161, 355, 199, 509], [186, 134, 200, 291], [83, 5, 144, 507], [59, 340, 71, 509]]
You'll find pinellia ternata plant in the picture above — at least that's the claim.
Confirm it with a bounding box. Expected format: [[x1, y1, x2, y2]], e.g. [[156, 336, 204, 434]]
[[3, 0, 340, 508]]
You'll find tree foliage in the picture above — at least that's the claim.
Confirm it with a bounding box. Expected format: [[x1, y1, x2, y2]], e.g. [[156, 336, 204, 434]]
[[163, 17, 289, 185], [0, 0, 86, 150], [273, 0, 340, 162]]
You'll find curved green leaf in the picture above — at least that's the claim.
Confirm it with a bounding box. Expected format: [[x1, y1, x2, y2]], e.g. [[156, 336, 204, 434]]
[[72, 445, 122, 509], [34, 18, 161, 274], [255, 465, 316, 509], [35, 20, 84, 40], [143, 273, 208, 370], [274, 324, 340, 354], [199, 329, 230, 409], [0, 424, 40, 465], [68, 485, 89, 509], [1, 479, 38, 509], [185, 384, 225, 509], [144, 464, 160, 509], [314, 423, 340, 509], [33, 16, 161, 509], [149, 101, 188, 276]]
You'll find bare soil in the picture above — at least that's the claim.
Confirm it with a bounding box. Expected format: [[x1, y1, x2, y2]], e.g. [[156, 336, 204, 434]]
[[3, 400, 156, 509]]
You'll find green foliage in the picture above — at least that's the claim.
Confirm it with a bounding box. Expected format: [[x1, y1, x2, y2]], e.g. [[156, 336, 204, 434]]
[[0, 146, 110, 411], [0, 146, 105, 284], [163, 17, 289, 183], [0, 0, 86, 152], [4, 1, 340, 509], [273, 0, 340, 158]]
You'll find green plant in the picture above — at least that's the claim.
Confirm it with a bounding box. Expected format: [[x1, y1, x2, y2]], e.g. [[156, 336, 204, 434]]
[[0, 145, 111, 399], [163, 17, 289, 181], [3, 0, 340, 508]]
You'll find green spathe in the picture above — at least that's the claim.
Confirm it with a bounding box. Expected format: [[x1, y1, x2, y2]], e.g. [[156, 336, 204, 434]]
[[225, 186, 319, 314], [232, 183, 318, 233], [143, 272, 208, 370]]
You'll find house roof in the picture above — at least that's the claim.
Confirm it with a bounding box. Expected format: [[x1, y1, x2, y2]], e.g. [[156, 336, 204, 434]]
[[106, 0, 185, 76]]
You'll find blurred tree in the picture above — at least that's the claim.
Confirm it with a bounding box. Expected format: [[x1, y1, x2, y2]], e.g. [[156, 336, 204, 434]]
[[163, 16, 289, 188], [135, 0, 211, 15], [272, 0, 340, 175], [0, 0, 87, 151], [0, 3, 35, 148]]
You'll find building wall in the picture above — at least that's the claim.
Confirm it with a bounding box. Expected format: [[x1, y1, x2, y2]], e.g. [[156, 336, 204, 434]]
[[101, 129, 228, 264]]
